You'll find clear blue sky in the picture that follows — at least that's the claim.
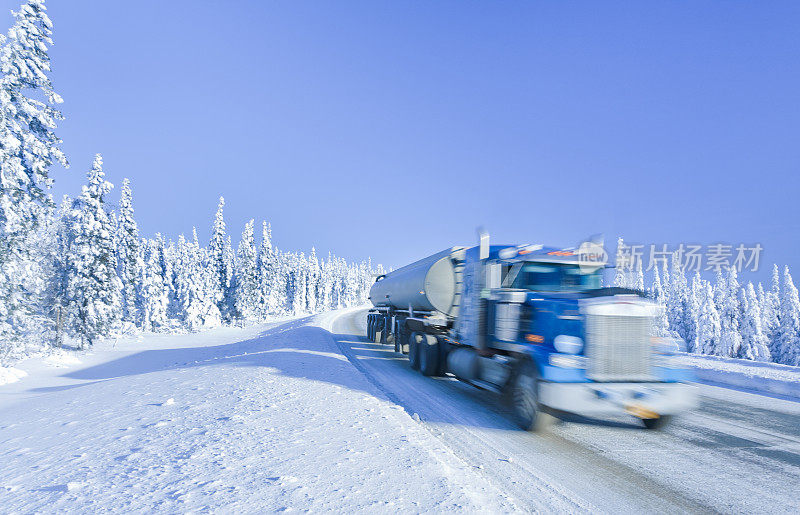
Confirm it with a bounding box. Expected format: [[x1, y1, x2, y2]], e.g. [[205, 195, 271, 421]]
[[3, 1, 798, 283]]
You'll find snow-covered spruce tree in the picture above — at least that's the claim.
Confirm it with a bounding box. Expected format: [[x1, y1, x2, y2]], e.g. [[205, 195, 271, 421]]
[[684, 271, 702, 350], [758, 281, 779, 359], [318, 254, 333, 311], [138, 238, 169, 332], [154, 233, 178, 319], [634, 261, 644, 292], [613, 237, 629, 288], [116, 178, 140, 325], [293, 252, 307, 314], [306, 247, 319, 313], [667, 253, 689, 341], [695, 281, 721, 355], [344, 260, 358, 307], [234, 219, 259, 321], [0, 0, 68, 351], [717, 267, 743, 358], [765, 264, 782, 358], [739, 282, 770, 361], [256, 221, 282, 317], [67, 154, 122, 347], [174, 233, 205, 330], [195, 228, 222, 327], [650, 266, 670, 337], [208, 197, 235, 321], [777, 266, 800, 366], [40, 195, 73, 348]]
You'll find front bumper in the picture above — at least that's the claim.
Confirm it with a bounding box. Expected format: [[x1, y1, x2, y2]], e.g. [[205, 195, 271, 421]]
[[538, 381, 698, 417]]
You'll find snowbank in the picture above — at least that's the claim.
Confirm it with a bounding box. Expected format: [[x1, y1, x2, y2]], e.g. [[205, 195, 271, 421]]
[[0, 311, 513, 512], [0, 366, 27, 386], [674, 352, 800, 399]]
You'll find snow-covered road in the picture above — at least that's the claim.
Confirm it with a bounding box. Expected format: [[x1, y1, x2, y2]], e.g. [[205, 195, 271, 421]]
[[327, 308, 800, 513], [2, 308, 799, 513]]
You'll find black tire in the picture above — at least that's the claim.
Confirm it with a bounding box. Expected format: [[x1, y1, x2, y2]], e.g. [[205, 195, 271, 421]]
[[642, 415, 672, 430], [408, 332, 422, 370], [511, 361, 553, 432], [394, 320, 403, 354], [419, 335, 440, 377], [372, 317, 383, 343], [367, 316, 374, 341]]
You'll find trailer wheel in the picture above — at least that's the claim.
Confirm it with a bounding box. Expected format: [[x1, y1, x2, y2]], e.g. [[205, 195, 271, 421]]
[[393, 319, 404, 354], [511, 362, 554, 432], [641, 415, 672, 430], [367, 315, 374, 341], [408, 332, 422, 370], [419, 335, 440, 377], [372, 315, 386, 343]]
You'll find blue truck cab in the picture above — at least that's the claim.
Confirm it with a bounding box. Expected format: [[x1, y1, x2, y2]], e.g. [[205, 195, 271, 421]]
[[368, 240, 697, 431]]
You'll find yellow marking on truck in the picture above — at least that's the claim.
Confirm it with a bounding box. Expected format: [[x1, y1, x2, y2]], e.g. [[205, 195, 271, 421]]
[[625, 404, 659, 419]]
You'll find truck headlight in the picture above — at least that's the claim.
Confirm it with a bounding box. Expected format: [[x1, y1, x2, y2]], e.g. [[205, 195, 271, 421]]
[[554, 335, 583, 355], [549, 354, 587, 369]]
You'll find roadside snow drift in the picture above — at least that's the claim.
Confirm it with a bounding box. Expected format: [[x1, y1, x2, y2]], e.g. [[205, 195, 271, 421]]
[[0, 311, 514, 513]]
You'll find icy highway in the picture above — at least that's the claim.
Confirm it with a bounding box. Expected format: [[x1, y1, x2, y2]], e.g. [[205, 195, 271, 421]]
[[327, 308, 800, 513]]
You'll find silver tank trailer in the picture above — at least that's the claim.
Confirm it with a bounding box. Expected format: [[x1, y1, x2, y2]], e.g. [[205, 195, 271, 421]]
[[369, 247, 463, 316]]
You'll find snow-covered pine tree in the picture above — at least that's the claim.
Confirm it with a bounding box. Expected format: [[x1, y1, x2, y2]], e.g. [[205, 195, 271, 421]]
[[0, 0, 68, 351], [777, 266, 800, 366], [67, 154, 122, 347], [293, 252, 307, 314], [195, 228, 222, 327], [685, 271, 702, 350], [765, 264, 782, 358], [634, 261, 644, 292], [153, 233, 177, 320], [208, 197, 235, 321], [234, 219, 259, 321], [758, 281, 779, 359], [319, 253, 333, 311], [256, 221, 276, 317], [344, 260, 358, 307], [717, 267, 743, 358], [613, 237, 628, 288], [739, 282, 770, 361], [174, 233, 204, 330], [139, 238, 168, 332], [650, 266, 669, 337], [306, 247, 319, 313], [667, 252, 688, 341], [41, 195, 73, 348], [116, 179, 140, 325], [695, 281, 721, 355]]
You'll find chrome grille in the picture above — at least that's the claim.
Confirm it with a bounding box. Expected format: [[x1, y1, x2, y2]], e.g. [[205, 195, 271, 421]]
[[585, 314, 654, 381]]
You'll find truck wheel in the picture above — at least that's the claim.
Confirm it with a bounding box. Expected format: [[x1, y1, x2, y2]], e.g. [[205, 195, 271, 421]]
[[642, 415, 672, 430], [511, 362, 553, 432], [408, 332, 422, 370], [372, 317, 383, 344], [367, 316, 374, 341], [419, 335, 440, 377]]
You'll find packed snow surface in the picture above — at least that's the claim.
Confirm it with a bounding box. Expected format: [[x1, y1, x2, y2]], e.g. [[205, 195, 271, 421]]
[[0, 311, 515, 513], [2, 307, 800, 513]]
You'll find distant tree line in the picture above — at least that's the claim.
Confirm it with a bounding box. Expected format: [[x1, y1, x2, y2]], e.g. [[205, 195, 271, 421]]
[[615, 238, 800, 366], [0, 1, 382, 363]]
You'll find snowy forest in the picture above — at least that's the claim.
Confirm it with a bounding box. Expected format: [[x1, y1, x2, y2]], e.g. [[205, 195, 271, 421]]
[[0, 1, 382, 364], [614, 238, 800, 367], [1, 1, 799, 370]]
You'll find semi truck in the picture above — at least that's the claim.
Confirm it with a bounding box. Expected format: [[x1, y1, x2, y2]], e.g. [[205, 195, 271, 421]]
[[366, 236, 696, 431]]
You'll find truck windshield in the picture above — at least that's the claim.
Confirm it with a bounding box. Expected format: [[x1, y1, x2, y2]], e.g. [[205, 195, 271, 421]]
[[510, 263, 601, 292]]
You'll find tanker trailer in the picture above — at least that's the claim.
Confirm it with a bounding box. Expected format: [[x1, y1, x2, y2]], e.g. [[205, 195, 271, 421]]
[[366, 247, 465, 369]]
